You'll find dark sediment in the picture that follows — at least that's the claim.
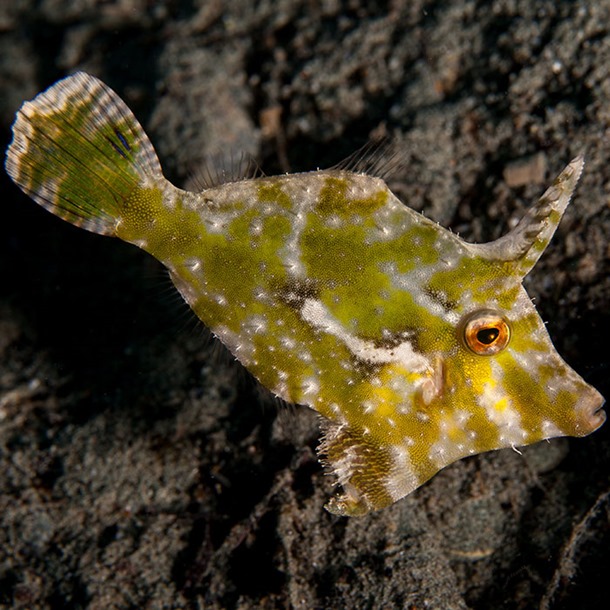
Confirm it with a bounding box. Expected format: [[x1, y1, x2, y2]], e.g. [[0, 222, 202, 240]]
[[1, 2, 609, 608]]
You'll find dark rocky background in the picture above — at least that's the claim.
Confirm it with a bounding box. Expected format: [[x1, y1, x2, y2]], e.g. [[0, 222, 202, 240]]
[[1, 1, 609, 608]]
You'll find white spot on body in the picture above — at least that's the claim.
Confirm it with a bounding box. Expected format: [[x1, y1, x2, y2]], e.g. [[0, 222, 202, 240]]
[[385, 445, 419, 501], [330, 403, 342, 416], [325, 214, 343, 228], [361, 400, 376, 414], [429, 442, 447, 462], [184, 257, 201, 272], [300, 376, 320, 401], [253, 288, 267, 301], [454, 410, 472, 425], [246, 314, 267, 334], [541, 419, 563, 438], [250, 218, 263, 236], [280, 335, 296, 350], [272, 371, 291, 401], [214, 325, 255, 365]]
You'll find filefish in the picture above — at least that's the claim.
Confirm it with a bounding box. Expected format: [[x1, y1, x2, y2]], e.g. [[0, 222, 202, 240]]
[[5, 72, 605, 516]]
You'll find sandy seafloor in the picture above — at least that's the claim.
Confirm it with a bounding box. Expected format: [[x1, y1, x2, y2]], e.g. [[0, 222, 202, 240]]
[[0, 1, 609, 608]]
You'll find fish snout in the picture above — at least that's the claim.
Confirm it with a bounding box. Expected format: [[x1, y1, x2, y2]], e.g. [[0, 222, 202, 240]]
[[574, 387, 606, 436]]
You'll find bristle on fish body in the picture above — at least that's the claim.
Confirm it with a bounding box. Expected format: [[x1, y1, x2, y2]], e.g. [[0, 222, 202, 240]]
[[5, 72, 606, 516]]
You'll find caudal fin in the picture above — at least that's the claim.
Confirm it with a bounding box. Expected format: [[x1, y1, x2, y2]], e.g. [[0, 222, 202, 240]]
[[5, 72, 163, 236]]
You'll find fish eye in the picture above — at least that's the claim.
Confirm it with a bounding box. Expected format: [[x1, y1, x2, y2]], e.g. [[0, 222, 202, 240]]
[[461, 310, 510, 355]]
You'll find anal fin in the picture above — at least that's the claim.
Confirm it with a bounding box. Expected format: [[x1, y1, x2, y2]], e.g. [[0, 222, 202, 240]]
[[319, 418, 418, 516]]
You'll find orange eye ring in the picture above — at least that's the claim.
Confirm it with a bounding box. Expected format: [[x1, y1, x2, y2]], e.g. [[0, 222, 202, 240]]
[[460, 309, 511, 356]]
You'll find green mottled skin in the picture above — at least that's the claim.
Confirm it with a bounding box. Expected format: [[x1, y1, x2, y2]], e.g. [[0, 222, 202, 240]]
[[5, 72, 606, 515]]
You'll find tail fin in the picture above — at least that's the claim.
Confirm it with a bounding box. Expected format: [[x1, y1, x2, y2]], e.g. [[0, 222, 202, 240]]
[[5, 72, 163, 236]]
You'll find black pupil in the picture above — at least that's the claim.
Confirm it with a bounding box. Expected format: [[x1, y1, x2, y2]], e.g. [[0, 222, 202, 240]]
[[477, 327, 499, 345]]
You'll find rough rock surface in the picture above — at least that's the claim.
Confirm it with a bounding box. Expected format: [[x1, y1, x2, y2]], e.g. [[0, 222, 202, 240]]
[[1, 1, 609, 608]]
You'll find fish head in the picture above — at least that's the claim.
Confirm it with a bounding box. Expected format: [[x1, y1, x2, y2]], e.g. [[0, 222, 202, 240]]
[[449, 155, 606, 444], [324, 156, 605, 515]]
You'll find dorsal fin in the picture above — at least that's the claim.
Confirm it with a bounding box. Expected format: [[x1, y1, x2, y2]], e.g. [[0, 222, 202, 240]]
[[184, 151, 264, 192], [470, 156, 584, 277], [331, 137, 404, 182]]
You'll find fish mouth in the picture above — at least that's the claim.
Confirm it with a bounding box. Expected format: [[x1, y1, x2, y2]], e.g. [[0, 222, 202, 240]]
[[577, 387, 606, 435], [591, 400, 607, 429]]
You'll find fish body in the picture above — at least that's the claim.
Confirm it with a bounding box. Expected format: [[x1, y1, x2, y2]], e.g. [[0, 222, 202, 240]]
[[5, 73, 605, 515]]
